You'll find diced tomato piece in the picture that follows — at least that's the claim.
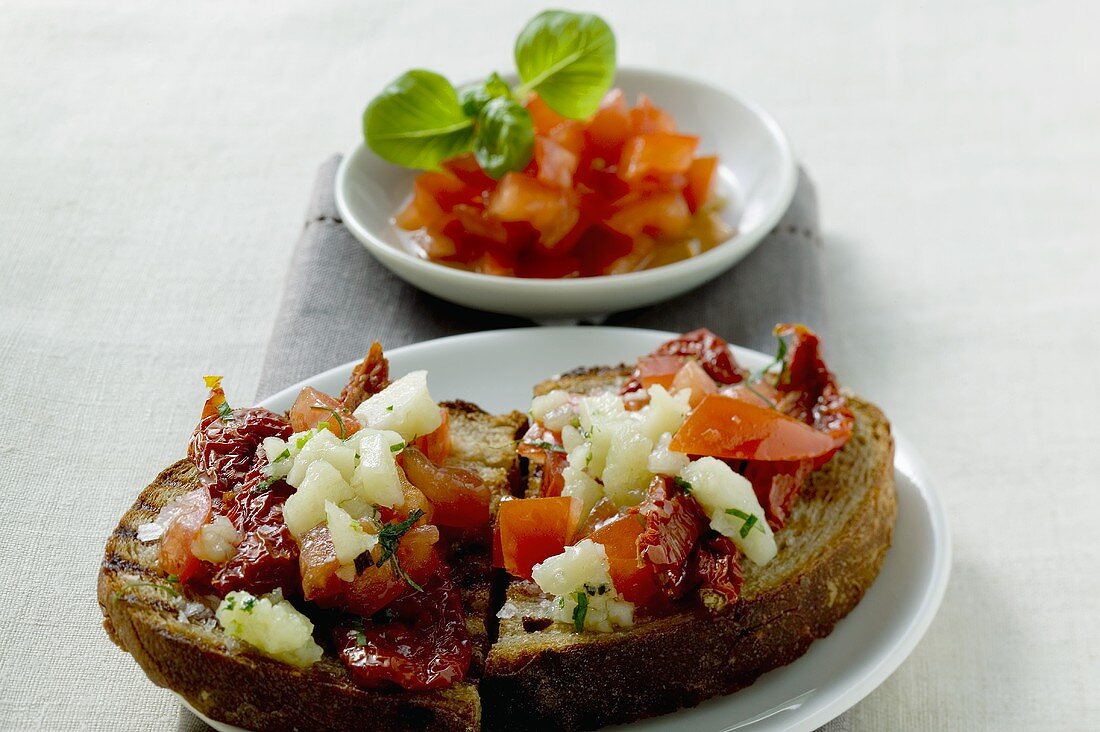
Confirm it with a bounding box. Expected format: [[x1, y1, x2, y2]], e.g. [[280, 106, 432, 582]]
[[605, 192, 692, 240], [653, 328, 746, 385], [400, 447, 490, 530], [337, 525, 442, 617], [636, 355, 687, 390], [539, 450, 568, 497], [670, 359, 718, 407], [452, 204, 508, 245], [721, 381, 781, 409], [588, 512, 659, 605], [378, 470, 435, 526], [497, 496, 581, 580], [443, 153, 497, 190], [158, 488, 212, 583], [670, 394, 838, 461], [289, 387, 360, 439], [477, 247, 518, 276], [547, 120, 585, 156], [535, 137, 579, 189], [525, 94, 567, 135], [574, 496, 619, 539], [630, 94, 676, 135], [575, 225, 635, 277], [411, 408, 452, 464], [585, 89, 632, 161], [418, 170, 479, 212], [488, 173, 580, 247], [516, 252, 583, 279], [684, 156, 718, 213], [618, 133, 699, 182], [517, 422, 563, 464], [395, 184, 444, 230], [299, 523, 343, 602], [437, 218, 490, 263]]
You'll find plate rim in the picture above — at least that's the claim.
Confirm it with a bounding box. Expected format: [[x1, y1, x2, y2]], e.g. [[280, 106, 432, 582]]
[[184, 327, 951, 732]]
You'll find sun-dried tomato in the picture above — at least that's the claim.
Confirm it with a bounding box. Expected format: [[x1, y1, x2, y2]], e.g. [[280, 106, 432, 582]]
[[743, 458, 814, 530], [212, 467, 301, 597], [187, 407, 291, 496], [692, 534, 744, 613], [623, 328, 746, 393], [773, 323, 853, 455], [635, 476, 709, 599], [339, 341, 390, 412], [334, 573, 472, 691]]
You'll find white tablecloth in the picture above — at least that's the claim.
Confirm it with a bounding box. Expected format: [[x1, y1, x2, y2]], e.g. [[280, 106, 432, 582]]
[[1, 1, 1097, 729]]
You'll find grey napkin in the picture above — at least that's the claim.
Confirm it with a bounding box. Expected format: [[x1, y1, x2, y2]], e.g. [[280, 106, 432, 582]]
[[255, 155, 826, 399], [180, 156, 848, 731]]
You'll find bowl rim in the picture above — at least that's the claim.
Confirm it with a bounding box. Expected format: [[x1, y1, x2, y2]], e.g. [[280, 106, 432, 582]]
[[335, 65, 798, 293]]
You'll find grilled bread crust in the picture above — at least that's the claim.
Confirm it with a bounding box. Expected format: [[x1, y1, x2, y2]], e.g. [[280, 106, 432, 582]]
[[98, 402, 526, 732], [481, 370, 896, 731]]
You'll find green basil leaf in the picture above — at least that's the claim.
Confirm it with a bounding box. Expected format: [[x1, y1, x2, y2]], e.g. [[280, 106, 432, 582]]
[[514, 10, 616, 119], [459, 71, 513, 118], [363, 70, 475, 170], [473, 97, 534, 179]]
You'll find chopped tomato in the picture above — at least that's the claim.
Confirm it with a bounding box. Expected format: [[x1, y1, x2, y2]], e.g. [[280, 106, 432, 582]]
[[575, 225, 634, 276], [517, 422, 562, 464], [670, 359, 718, 407], [289, 387, 360, 438], [605, 191, 691, 239], [535, 137, 579, 189], [636, 476, 709, 600], [298, 523, 343, 602], [584, 89, 631, 160], [411, 408, 452, 463], [158, 488, 212, 583], [653, 328, 746, 385], [539, 450, 568, 498], [452, 204, 509, 245], [629, 94, 676, 135], [442, 153, 497, 190], [396, 171, 475, 231], [526, 94, 566, 135], [400, 447, 489, 530], [684, 156, 718, 213], [497, 496, 581, 580], [618, 133, 699, 182], [547, 120, 585, 156], [336, 524, 442, 617], [588, 512, 659, 606], [721, 381, 781, 409], [670, 394, 838, 462], [573, 496, 620, 539], [638, 354, 686, 389], [488, 173, 579, 247]]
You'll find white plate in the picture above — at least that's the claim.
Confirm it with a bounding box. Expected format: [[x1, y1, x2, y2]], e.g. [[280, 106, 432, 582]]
[[335, 68, 798, 319], [182, 328, 950, 732]]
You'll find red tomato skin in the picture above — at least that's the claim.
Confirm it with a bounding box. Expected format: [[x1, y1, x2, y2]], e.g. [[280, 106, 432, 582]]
[[539, 450, 568, 498], [684, 156, 718, 213], [411, 408, 452, 463], [334, 525, 442, 617], [487, 173, 580, 247], [400, 447, 490, 530], [670, 394, 837, 462], [289, 387, 360, 439], [299, 523, 343, 602], [585, 89, 631, 160], [670, 359, 718, 407], [535, 137, 579, 189], [158, 488, 212, 583], [588, 512, 660, 606], [497, 496, 580, 580], [618, 133, 699, 182], [605, 191, 692, 240], [629, 94, 676, 135]]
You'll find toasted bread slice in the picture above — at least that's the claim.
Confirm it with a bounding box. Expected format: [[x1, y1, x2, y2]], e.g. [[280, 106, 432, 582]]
[[98, 401, 526, 732], [481, 370, 896, 731]]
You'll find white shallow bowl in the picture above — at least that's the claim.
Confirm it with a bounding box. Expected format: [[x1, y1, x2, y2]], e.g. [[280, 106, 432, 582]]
[[181, 328, 951, 732], [336, 68, 797, 319]]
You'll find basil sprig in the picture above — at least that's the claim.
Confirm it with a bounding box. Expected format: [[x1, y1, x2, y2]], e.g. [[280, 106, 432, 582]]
[[363, 10, 616, 178]]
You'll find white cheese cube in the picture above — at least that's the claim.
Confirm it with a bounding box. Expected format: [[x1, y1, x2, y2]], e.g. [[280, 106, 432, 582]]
[[286, 429, 356, 487], [349, 429, 404, 508], [648, 432, 690, 475], [190, 515, 241, 564], [679, 457, 777, 566], [561, 423, 585, 452], [352, 370, 442, 441], [283, 461, 355, 538], [262, 437, 294, 479], [639, 385, 692, 443], [601, 421, 653, 508], [325, 500, 377, 565], [216, 591, 323, 667], [530, 389, 571, 423], [531, 540, 634, 633], [561, 444, 603, 522]]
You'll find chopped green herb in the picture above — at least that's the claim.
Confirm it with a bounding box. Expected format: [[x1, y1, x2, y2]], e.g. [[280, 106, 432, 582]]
[[376, 509, 426, 592], [385, 404, 394, 412], [673, 477, 693, 495], [310, 403, 347, 437], [252, 475, 279, 493], [743, 382, 779, 410], [390, 441, 405, 453], [166, 574, 180, 584], [527, 440, 566, 454], [273, 448, 291, 463], [355, 629, 367, 647], [216, 400, 234, 422], [295, 430, 315, 450], [725, 507, 766, 538], [224, 595, 236, 611], [754, 334, 789, 386], [242, 597, 257, 613], [572, 590, 589, 632]]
